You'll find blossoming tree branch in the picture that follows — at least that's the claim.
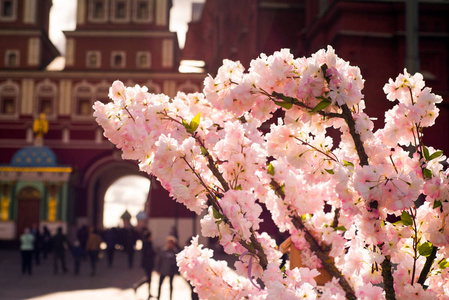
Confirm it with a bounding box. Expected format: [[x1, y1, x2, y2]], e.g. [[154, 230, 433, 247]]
[[94, 46, 449, 299]]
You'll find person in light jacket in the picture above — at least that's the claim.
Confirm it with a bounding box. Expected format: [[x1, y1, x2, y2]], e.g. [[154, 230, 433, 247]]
[[156, 235, 179, 300], [20, 227, 34, 275]]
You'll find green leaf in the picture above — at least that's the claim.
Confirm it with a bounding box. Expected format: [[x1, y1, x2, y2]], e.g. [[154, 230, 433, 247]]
[[182, 119, 191, 133], [423, 168, 433, 179], [325, 169, 334, 174], [343, 160, 354, 167], [190, 112, 201, 132], [213, 208, 224, 220], [439, 259, 449, 269], [429, 150, 443, 161], [419, 242, 433, 257], [235, 185, 242, 190], [273, 99, 293, 110], [423, 146, 430, 161], [267, 163, 275, 176], [433, 200, 442, 209], [200, 146, 208, 156], [399, 211, 413, 226], [334, 226, 347, 232], [311, 98, 331, 112]]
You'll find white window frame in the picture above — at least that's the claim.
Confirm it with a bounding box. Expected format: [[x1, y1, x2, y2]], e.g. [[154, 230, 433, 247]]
[[132, 0, 153, 23], [136, 51, 151, 69], [72, 81, 95, 119], [86, 51, 101, 68], [0, 80, 19, 118], [111, 0, 130, 23], [88, 0, 108, 23], [0, 0, 17, 21], [111, 51, 126, 68], [95, 81, 111, 103], [34, 79, 58, 119], [4, 49, 19, 67]]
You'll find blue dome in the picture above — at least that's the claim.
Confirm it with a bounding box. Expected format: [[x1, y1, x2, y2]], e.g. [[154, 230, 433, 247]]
[[11, 146, 58, 167]]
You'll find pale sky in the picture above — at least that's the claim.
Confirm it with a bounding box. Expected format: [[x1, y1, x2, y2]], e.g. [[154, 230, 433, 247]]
[[49, 0, 204, 54]]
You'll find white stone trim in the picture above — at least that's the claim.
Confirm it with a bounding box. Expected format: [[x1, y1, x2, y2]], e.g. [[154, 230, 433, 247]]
[[132, 0, 153, 23], [110, 0, 130, 23], [177, 80, 200, 93], [72, 80, 95, 119], [155, 0, 166, 26], [86, 50, 101, 68], [0, 0, 17, 21], [88, 0, 109, 23], [27, 37, 40, 66], [23, 0, 36, 24], [0, 79, 19, 117], [4, 49, 19, 67], [111, 51, 126, 68], [161, 39, 173, 68], [136, 51, 151, 68], [76, 0, 86, 25], [34, 79, 58, 118], [65, 38, 75, 66], [144, 80, 161, 94]]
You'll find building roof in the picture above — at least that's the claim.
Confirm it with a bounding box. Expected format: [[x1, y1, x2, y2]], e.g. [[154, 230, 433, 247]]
[[10, 145, 58, 167]]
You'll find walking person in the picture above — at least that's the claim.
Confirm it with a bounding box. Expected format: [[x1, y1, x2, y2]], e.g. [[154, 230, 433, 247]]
[[156, 236, 179, 300], [41, 225, 52, 260], [85, 227, 102, 276], [133, 231, 156, 299], [71, 240, 84, 275], [52, 226, 69, 274], [20, 228, 34, 275], [30, 223, 42, 265], [103, 227, 117, 267]]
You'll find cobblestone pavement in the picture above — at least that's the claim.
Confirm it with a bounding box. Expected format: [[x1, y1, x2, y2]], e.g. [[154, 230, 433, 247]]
[[0, 249, 191, 300]]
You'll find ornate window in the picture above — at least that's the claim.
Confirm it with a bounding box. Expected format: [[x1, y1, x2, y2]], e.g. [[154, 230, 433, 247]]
[[0, 80, 19, 117], [0, 0, 17, 21], [145, 80, 161, 94], [111, 0, 130, 22], [177, 81, 200, 94], [133, 0, 153, 23], [111, 51, 125, 68], [136, 51, 151, 68], [95, 81, 111, 103], [86, 51, 101, 68], [4, 50, 19, 67], [89, 0, 108, 23], [35, 80, 57, 118], [73, 81, 94, 118]]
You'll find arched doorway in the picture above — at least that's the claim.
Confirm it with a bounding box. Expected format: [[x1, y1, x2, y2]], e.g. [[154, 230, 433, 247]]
[[103, 175, 150, 228], [17, 186, 41, 238]]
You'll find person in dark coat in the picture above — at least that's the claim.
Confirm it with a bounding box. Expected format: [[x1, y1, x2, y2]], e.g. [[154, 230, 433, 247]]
[[133, 231, 156, 299], [70, 240, 84, 275], [103, 227, 117, 267], [122, 226, 138, 269], [30, 223, 42, 265], [52, 226, 70, 274], [41, 225, 52, 259], [156, 235, 179, 300]]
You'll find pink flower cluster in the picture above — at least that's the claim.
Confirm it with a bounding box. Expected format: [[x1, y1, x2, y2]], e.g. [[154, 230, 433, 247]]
[[94, 46, 449, 298]]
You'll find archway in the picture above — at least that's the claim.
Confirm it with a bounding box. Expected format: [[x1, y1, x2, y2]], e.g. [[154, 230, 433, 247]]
[[16, 186, 41, 238], [103, 175, 150, 228]]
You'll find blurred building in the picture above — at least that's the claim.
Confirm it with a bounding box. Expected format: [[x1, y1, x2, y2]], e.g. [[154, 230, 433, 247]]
[[0, 0, 202, 245], [183, 0, 449, 151]]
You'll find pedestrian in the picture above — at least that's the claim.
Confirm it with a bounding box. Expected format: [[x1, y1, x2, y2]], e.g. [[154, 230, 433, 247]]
[[52, 226, 69, 274], [122, 226, 137, 269], [71, 240, 84, 275], [133, 231, 156, 299], [103, 227, 117, 267], [20, 227, 34, 275], [30, 223, 42, 265], [156, 235, 179, 300], [85, 227, 102, 276], [41, 225, 52, 259], [76, 225, 89, 253]]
